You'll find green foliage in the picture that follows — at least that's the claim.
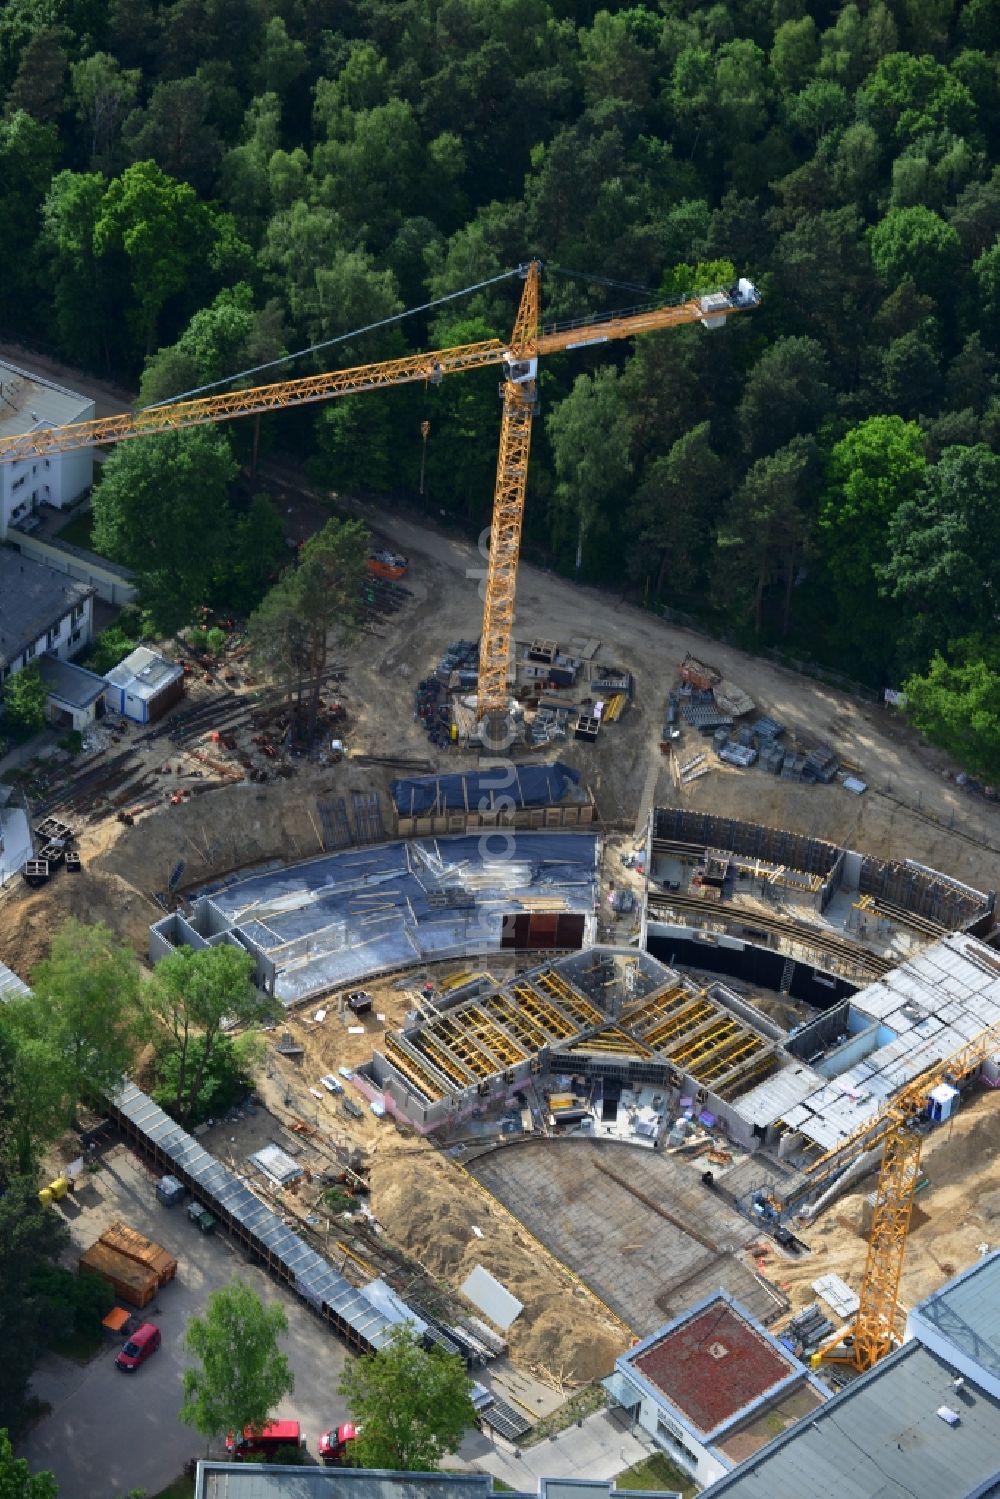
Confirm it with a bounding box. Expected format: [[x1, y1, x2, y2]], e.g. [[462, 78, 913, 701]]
[[30, 918, 143, 1110], [181, 1281, 293, 1445], [30, 1261, 114, 1339], [338, 1325, 476, 1472], [0, 1183, 71, 1437], [152, 1032, 256, 1127], [92, 428, 238, 633], [905, 637, 1000, 781], [0, 1003, 75, 1177], [2, 665, 47, 735], [0, 1431, 57, 1499], [83, 615, 143, 676], [1, 0, 999, 694], [147, 944, 274, 1126], [248, 518, 368, 741]]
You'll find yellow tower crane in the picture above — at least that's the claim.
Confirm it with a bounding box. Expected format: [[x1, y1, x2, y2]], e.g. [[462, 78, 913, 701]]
[[0, 262, 758, 730], [776, 1008, 1000, 1372]]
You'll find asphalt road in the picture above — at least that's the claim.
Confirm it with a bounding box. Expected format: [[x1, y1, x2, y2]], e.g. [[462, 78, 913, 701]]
[[17, 1148, 352, 1497]]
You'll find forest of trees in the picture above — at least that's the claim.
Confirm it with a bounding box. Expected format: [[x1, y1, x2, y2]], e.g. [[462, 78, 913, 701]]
[[2, 0, 999, 716]]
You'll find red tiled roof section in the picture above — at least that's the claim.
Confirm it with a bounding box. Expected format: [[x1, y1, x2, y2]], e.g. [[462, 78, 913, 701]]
[[630, 1303, 797, 1435]]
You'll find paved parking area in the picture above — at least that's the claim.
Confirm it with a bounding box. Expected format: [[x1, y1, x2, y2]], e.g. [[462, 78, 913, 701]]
[[17, 1146, 353, 1497]]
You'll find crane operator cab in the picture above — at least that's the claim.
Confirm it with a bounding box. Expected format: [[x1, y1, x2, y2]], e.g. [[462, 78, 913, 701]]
[[699, 277, 760, 328], [504, 354, 538, 385]]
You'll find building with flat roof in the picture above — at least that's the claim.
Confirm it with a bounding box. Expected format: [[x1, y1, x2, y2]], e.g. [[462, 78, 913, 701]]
[[194, 1468, 681, 1499], [104, 645, 184, 723], [0, 548, 94, 683], [0, 359, 94, 541], [700, 1339, 1000, 1499], [907, 1248, 1000, 1400], [606, 1293, 827, 1489]]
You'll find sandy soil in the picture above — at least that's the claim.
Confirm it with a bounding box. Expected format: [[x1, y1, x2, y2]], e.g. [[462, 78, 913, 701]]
[[258, 986, 632, 1387], [771, 1086, 1000, 1321]]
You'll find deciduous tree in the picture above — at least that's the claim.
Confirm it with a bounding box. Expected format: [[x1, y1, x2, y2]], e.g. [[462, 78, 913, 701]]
[[339, 1326, 476, 1472], [181, 1282, 294, 1448], [92, 429, 237, 633], [146, 945, 271, 1126]]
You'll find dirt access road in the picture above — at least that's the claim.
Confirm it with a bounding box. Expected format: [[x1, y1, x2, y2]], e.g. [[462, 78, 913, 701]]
[[5, 337, 1000, 889], [288, 471, 1000, 893]]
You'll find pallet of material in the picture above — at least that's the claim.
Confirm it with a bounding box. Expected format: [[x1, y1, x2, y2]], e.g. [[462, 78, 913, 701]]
[[680, 655, 720, 691], [80, 1241, 158, 1308], [713, 680, 755, 718], [100, 1221, 177, 1287]]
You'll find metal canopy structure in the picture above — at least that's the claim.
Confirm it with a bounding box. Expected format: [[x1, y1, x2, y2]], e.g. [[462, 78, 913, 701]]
[[107, 1082, 397, 1351]]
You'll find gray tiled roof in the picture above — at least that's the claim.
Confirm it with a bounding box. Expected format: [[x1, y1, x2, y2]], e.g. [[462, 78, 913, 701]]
[[0, 547, 93, 668], [701, 1343, 1000, 1499], [37, 654, 107, 709], [0, 358, 92, 441]]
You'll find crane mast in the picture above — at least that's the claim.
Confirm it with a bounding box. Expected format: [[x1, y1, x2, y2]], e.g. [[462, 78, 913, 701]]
[[0, 264, 759, 726], [479, 262, 540, 739]]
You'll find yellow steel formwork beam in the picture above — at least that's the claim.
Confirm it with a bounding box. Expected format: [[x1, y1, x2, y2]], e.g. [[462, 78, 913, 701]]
[[621, 984, 694, 1038], [534, 968, 605, 1029], [482, 991, 557, 1049], [696, 1031, 765, 1083], [713, 1048, 777, 1100], [464, 1006, 528, 1067], [642, 1000, 714, 1052], [382, 1035, 446, 1103], [669, 1017, 741, 1070], [565, 1026, 653, 1057], [415, 1032, 476, 1088], [511, 980, 578, 1039]]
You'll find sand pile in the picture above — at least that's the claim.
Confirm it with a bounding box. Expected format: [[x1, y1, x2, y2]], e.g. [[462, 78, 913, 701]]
[[370, 1135, 628, 1384], [0, 864, 154, 977]]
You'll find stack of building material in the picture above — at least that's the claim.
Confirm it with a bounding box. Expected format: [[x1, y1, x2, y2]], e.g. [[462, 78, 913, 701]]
[[752, 716, 785, 741], [714, 679, 755, 717], [782, 752, 807, 780], [680, 655, 720, 691], [681, 702, 733, 732], [80, 1241, 159, 1308], [760, 741, 786, 775], [719, 743, 757, 768], [100, 1221, 177, 1288], [802, 743, 839, 783], [785, 1302, 835, 1358]]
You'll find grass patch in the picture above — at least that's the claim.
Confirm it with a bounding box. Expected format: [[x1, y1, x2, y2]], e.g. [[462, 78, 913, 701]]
[[151, 1477, 195, 1499], [51, 1326, 103, 1364], [56, 509, 96, 550], [492, 1482, 516, 1492], [616, 1454, 696, 1498], [521, 1384, 606, 1446]]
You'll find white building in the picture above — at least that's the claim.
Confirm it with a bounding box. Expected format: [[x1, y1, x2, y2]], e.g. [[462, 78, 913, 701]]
[[605, 1293, 827, 1489], [0, 359, 95, 541], [0, 549, 94, 684], [104, 645, 184, 724]]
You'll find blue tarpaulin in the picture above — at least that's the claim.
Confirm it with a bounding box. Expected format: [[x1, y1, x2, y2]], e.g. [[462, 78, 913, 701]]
[[390, 762, 582, 816]]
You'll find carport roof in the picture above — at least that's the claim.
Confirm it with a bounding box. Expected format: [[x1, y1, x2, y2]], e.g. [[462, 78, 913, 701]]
[[196, 1468, 525, 1499], [110, 1082, 396, 1349]]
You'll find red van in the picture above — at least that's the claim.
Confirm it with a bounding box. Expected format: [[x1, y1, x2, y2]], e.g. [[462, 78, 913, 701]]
[[318, 1422, 360, 1466], [225, 1420, 302, 1459], [115, 1322, 161, 1372]]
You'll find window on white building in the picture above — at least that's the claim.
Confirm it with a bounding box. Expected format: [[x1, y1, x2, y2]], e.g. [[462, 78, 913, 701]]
[[656, 1416, 699, 1468], [24, 640, 35, 661], [71, 603, 85, 623]]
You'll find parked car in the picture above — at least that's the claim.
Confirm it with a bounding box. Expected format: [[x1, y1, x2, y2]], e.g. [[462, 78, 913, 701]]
[[320, 1074, 344, 1095], [225, 1420, 303, 1460], [115, 1321, 161, 1371], [318, 1422, 361, 1466]]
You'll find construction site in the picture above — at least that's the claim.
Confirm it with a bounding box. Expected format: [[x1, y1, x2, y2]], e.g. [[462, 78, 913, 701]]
[[7, 268, 1000, 1482]]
